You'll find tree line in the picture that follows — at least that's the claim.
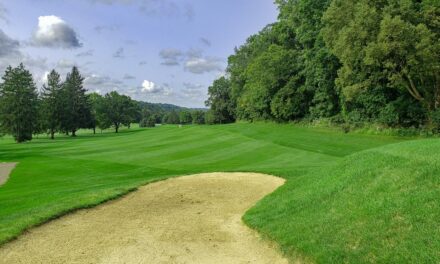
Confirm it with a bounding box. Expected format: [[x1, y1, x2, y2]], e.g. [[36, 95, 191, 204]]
[[206, 0, 440, 131], [0, 64, 207, 143]]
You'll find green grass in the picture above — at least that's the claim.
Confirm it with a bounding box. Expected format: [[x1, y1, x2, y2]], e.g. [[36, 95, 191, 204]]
[[0, 123, 438, 262]]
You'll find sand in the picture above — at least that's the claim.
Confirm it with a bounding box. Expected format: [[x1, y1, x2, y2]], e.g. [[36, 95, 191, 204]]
[[0, 172, 287, 264], [0, 162, 17, 186]]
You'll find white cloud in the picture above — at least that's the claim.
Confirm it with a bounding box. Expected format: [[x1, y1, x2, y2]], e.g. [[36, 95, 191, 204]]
[[184, 57, 223, 74], [182, 82, 204, 98], [32, 15, 81, 48], [159, 48, 183, 66], [141, 79, 159, 93]]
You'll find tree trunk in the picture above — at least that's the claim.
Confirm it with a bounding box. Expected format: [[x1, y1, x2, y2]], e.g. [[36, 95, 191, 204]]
[[50, 129, 55, 140], [93, 127, 96, 134], [115, 125, 119, 133], [71, 129, 76, 137]]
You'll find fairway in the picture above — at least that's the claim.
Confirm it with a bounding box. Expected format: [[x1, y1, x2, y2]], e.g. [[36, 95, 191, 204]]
[[0, 123, 438, 262]]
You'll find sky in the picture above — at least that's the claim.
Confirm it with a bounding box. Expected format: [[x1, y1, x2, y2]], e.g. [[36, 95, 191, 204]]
[[0, 0, 278, 107]]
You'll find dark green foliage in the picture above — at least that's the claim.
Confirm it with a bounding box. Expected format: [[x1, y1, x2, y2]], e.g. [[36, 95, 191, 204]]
[[59, 67, 91, 136], [205, 77, 235, 123], [204, 110, 216, 125], [323, 0, 440, 123], [179, 110, 192, 124], [41, 70, 63, 139], [208, 0, 439, 130], [139, 116, 156, 127], [191, 110, 205, 124], [97, 91, 138, 133], [163, 110, 180, 124], [0, 64, 38, 143]]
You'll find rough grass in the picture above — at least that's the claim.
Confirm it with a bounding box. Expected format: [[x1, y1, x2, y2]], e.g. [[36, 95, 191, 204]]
[[1, 123, 437, 262], [244, 138, 440, 263]]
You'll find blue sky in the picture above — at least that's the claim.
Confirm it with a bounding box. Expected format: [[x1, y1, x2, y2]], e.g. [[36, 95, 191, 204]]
[[0, 0, 278, 107]]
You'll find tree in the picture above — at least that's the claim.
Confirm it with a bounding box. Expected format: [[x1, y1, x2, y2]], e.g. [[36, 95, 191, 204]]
[[163, 110, 180, 124], [41, 70, 63, 139], [205, 77, 235, 123], [60, 66, 91, 136], [97, 91, 137, 133], [191, 110, 205, 124], [322, 0, 440, 125], [140, 116, 156, 127], [0, 64, 38, 143], [87, 93, 104, 134], [179, 110, 192, 124]]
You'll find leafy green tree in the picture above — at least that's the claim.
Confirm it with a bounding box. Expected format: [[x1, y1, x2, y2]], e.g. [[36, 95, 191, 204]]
[[179, 110, 192, 124], [205, 77, 235, 123], [41, 70, 63, 139], [163, 110, 180, 124], [87, 93, 104, 134], [191, 110, 205, 124], [204, 110, 216, 125], [60, 66, 91, 136], [140, 116, 156, 127], [0, 64, 38, 143], [276, 0, 340, 118], [97, 91, 137, 133], [323, 0, 439, 125]]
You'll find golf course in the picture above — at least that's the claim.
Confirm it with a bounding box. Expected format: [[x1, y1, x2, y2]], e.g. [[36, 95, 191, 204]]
[[0, 123, 438, 263]]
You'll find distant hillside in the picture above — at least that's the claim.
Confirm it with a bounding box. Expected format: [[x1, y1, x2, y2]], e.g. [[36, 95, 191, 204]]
[[137, 101, 207, 113]]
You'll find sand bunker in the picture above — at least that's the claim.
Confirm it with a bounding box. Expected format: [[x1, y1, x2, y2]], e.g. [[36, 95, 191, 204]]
[[0, 162, 17, 186], [0, 172, 287, 264]]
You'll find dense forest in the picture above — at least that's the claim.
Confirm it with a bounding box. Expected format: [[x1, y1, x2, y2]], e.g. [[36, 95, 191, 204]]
[[206, 0, 440, 131], [0, 65, 206, 143]]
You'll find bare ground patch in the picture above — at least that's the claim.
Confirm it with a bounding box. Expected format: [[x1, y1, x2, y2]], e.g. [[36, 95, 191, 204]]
[[0, 163, 17, 186], [0, 172, 287, 264]]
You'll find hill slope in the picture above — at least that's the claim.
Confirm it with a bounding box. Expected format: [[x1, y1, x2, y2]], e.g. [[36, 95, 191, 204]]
[[244, 138, 440, 263]]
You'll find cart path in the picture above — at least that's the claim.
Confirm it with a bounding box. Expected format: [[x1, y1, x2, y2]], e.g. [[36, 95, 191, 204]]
[[0, 163, 17, 186]]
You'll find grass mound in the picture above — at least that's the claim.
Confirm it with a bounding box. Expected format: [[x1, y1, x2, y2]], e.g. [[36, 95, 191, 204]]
[[244, 139, 440, 263]]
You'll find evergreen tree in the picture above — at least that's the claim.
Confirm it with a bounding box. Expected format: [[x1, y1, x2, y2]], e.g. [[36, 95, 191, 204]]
[[0, 64, 38, 143], [60, 66, 91, 136], [41, 70, 63, 139]]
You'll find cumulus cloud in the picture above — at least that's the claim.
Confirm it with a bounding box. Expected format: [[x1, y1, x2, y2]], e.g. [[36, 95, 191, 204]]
[[0, 29, 20, 57], [184, 57, 223, 74], [113, 47, 124, 58], [182, 82, 204, 98], [32, 16, 81, 48], [141, 79, 161, 93], [159, 48, 183, 66], [159, 47, 224, 74]]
